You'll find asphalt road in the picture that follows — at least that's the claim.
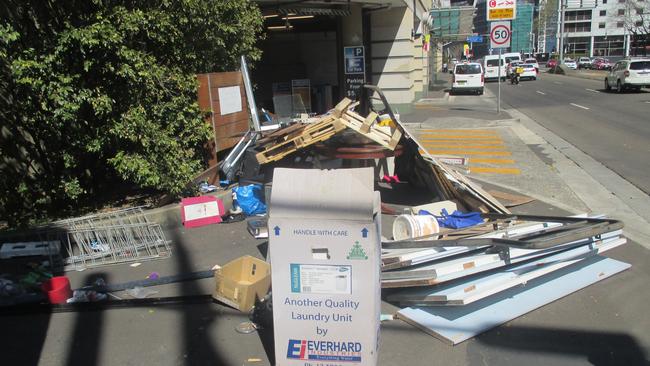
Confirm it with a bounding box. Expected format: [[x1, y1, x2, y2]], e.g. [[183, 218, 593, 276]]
[[485, 72, 650, 195]]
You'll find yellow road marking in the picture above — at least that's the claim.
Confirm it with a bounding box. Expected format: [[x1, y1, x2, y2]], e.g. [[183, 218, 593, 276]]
[[421, 150, 512, 156], [417, 135, 503, 140], [470, 158, 516, 164], [420, 144, 508, 150], [470, 167, 521, 175], [418, 139, 504, 145], [418, 129, 499, 135]]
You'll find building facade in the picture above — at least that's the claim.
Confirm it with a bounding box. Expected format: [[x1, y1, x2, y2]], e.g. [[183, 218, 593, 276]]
[[253, 0, 437, 114], [559, 0, 649, 58]]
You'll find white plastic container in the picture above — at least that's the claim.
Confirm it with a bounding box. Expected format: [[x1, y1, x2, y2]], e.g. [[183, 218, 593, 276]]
[[392, 214, 440, 241]]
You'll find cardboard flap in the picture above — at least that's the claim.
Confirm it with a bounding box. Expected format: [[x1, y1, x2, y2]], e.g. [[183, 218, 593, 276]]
[[270, 168, 375, 221]]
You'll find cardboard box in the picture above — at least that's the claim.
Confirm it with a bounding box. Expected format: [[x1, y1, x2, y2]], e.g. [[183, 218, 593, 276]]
[[269, 167, 381, 366], [212, 255, 271, 311]]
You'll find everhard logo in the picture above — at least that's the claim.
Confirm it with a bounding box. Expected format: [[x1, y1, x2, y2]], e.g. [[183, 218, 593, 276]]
[[346, 241, 368, 260], [286, 339, 362, 362]]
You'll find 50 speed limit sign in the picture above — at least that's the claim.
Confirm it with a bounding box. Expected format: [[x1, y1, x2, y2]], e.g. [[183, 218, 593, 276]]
[[490, 21, 511, 49]]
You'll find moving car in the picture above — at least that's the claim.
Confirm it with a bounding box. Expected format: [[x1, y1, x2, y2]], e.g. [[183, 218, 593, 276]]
[[519, 64, 538, 80], [449, 58, 458, 74], [524, 58, 540, 72], [605, 58, 650, 92], [483, 55, 506, 81], [563, 59, 578, 69], [451, 62, 484, 95], [546, 59, 558, 68], [503, 52, 522, 65], [578, 57, 592, 69]]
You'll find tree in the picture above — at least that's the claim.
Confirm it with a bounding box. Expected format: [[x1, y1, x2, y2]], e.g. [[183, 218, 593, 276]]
[[0, 1, 263, 226], [611, 0, 649, 56]]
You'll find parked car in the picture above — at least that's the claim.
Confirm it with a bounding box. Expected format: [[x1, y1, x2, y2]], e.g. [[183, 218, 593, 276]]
[[451, 62, 484, 95], [593, 58, 613, 70], [563, 59, 578, 70], [524, 58, 540, 72], [605, 58, 650, 92], [519, 64, 538, 80], [449, 58, 458, 74], [578, 57, 592, 69], [546, 59, 558, 68]]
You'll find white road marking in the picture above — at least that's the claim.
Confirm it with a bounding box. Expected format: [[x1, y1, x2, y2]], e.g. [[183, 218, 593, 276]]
[[553, 81, 563, 85], [536, 90, 546, 95], [570, 103, 590, 110], [645, 101, 650, 104], [586, 88, 600, 93]]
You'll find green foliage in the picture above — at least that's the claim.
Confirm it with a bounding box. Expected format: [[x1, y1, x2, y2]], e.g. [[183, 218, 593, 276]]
[[0, 1, 263, 226]]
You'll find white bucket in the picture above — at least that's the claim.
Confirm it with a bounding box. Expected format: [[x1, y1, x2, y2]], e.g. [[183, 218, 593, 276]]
[[392, 214, 440, 241]]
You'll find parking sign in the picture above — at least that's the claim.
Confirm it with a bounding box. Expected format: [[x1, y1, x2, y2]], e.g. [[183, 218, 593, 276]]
[[487, 0, 516, 21]]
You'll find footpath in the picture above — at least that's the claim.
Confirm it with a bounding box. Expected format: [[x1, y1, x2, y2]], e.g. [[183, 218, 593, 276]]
[[3, 76, 649, 366]]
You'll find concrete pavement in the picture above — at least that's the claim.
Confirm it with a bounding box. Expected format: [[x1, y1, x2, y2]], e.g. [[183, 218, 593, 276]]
[[2, 76, 650, 365]]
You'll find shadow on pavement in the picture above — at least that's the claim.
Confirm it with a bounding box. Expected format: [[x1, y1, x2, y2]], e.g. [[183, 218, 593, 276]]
[[65, 272, 108, 366], [477, 325, 649, 366], [168, 229, 226, 365]]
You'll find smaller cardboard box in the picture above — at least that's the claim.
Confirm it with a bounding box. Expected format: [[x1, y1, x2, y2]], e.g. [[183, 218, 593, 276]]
[[213, 255, 271, 311]]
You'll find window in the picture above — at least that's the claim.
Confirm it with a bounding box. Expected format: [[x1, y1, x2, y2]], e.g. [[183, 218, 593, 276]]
[[630, 61, 650, 70], [486, 59, 503, 67], [618, 9, 625, 15], [636, 20, 644, 26], [617, 21, 624, 27], [455, 64, 481, 74], [599, 22, 606, 28], [618, 0, 625, 3], [600, 10, 606, 16], [602, 0, 607, 3]]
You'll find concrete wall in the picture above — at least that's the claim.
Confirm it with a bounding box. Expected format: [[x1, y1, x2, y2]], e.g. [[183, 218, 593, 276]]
[[370, 6, 431, 113]]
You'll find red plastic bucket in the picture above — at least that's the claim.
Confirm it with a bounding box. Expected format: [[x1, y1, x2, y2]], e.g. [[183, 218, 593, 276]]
[[41, 276, 72, 304]]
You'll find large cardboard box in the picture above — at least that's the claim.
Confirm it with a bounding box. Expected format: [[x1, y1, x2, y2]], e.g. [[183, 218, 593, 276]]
[[269, 168, 381, 366], [212, 255, 271, 312]]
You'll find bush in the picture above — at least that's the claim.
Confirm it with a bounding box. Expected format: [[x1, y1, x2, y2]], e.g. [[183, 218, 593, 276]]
[[0, 1, 263, 226]]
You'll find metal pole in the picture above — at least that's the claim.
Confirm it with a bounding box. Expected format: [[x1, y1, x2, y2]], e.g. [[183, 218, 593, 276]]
[[497, 48, 501, 114], [558, 0, 564, 65], [240, 56, 261, 132]]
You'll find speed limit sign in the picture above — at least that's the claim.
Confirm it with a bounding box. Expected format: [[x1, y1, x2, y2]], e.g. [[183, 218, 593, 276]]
[[490, 21, 511, 49]]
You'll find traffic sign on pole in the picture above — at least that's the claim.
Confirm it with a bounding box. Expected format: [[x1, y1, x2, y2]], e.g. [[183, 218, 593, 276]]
[[490, 21, 511, 49], [487, 0, 516, 21]]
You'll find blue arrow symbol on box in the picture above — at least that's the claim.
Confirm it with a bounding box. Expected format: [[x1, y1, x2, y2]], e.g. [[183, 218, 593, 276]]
[[274, 226, 280, 236], [361, 228, 368, 238]]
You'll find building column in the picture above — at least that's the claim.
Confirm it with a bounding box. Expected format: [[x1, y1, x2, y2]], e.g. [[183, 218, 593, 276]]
[[625, 34, 630, 57], [369, 6, 417, 113], [589, 36, 594, 58]]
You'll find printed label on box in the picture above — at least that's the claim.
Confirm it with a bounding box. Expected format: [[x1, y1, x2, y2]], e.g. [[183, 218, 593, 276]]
[[290, 264, 352, 295]]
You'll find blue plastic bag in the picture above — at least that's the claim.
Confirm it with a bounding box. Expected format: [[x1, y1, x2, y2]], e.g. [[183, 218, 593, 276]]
[[233, 185, 267, 216], [419, 208, 483, 229]]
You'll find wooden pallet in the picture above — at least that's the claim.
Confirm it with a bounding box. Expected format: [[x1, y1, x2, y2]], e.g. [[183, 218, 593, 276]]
[[255, 116, 345, 164], [331, 97, 403, 150]]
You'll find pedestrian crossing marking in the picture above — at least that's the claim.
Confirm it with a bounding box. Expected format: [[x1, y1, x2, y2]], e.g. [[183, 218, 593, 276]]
[[415, 128, 520, 175], [470, 167, 521, 175]]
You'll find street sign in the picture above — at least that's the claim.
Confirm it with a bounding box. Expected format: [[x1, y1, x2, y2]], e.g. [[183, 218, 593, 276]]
[[467, 35, 483, 43], [344, 46, 365, 75], [343, 46, 365, 100], [487, 0, 516, 21], [490, 21, 511, 49]]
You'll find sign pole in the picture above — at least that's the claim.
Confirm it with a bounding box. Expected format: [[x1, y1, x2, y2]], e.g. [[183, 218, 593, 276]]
[[497, 48, 501, 114]]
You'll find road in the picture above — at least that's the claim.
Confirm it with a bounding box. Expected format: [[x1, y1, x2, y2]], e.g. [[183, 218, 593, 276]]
[[485, 72, 650, 195]]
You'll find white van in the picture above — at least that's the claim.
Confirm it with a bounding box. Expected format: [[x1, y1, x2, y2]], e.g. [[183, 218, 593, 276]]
[[503, 52, 522, 64], [483, 55, 506, 81], [451, 62, 484, 95], [503, 52, 522, 76]]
